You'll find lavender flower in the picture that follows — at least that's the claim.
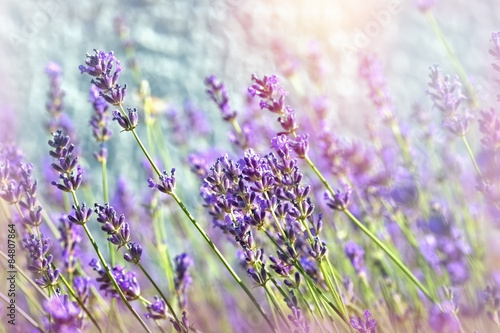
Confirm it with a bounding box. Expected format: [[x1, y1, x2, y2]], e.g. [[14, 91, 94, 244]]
[[350, 310, 378, 333], [58, 214, 82, 274], [174, 253, 194, 309], [324, 184, 351, 211], [428, 301, 460, 333], [358, 53, 395, 123], [90, 258, 141, 300], [145, 296, 169, 320], [426, 66, 472, 136], [148, 168, 176, 195], [345, 241, 366, 276], [415, 0, 435, 11], [44, 295, 83, 333], [79, 50, 127, 106], [23, 233, 60, 288], [205, 75, 237, 122]]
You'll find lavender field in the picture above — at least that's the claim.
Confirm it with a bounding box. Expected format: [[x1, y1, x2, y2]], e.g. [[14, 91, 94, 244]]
[[1, 0, 500, 332]]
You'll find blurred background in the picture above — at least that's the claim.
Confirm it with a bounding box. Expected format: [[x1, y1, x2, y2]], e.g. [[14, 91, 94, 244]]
[[1, 0, 500, 330]]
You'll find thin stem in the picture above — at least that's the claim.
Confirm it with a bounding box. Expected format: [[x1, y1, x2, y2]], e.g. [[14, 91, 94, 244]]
[[81, 223, 152, 332], [344, 209, 435, 303], [461, 136, 483, 178], [425, 12, 479, 108], [170, 192, 277, 333], [58, 267, 102, 333], [71, 186, 151, 333], [120, 108, 276, 332], [137, 263, 182, 325]]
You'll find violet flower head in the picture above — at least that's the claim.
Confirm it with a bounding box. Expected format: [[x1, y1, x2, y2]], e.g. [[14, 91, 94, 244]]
[[23, 233, 60, 288], [45, 62, 65, 132], [205, 74, 237, 122], [74, 276, 91, 305], [94, 203, 131, 248], [58, 214, 82, 273], [44, 294, 83, 333], [415, 0, 436, 12], [90, 259, 141, 300], [112, 108, 138, 131], [358, 53, 395, 123], [490, 32, 500, 93], [67, 203, 93, 225], [324, 184, 352, 211], [426, 66, 472, 136], [174, 253, 194, 309], [124, 242, 143, 264], [248, 74, 299, 135], [79, 49, 127, 106], [89, 85, 113, 144], [289, 134, 309, 159], [345, 241, 366, 276], [48, 130, 83, 193], [148, 168, 176, 195], [428, 301, 460, 333], [145, 296, 169, 320], [478, 108, 500, 150], [350, 310, 378, 333]]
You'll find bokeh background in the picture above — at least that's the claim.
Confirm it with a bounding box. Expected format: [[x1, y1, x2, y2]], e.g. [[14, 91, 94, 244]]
[[1, 0, 500, 331]]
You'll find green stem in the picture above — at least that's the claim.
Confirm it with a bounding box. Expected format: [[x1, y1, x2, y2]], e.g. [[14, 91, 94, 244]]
[[461, 136, 483, 178], [344, 209, 435, 303], [425, 12, 479, 108], [170, 192, 277, 332], [70, 190, 151, 332], [119, 105, 276, 332], [137, 263, 182, 326], [303, 155, 436, 302], [58, 268, 102, 332]]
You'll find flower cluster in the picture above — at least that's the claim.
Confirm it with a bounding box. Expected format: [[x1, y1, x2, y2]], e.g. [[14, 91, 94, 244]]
[[174, 253, 193, 309], [90, 258, 141, 301], [22, 234, 60, 288], [426, 65, 472, 136]]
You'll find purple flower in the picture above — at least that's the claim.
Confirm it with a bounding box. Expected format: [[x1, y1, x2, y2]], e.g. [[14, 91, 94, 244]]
[[324, 184, 351, 211], [89, 85, 113, 147], [358, 53, 395, 123], [44, 295, 83, 333], [205, 75, 237, 122], [174, 253, 193, 309], [90, 259, 141, 300], [145, 296, 168, 320], [58, 214, 82, 273], [48, 130, 84, 192], [428, 301, 460, 333], [289, 134, 309, 159], [148, 168, 176, 195], [345, 241, 366, 276], [350, 310, 378, 333], [415, 0, 435, 11]]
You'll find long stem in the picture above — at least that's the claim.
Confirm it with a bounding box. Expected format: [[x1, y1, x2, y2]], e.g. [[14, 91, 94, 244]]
[[344, 209, 435, 302], [425, 12, 479, 108], [461, 136, 483, 178], [58, 267, 102, 333], [137, 263, 181, 325], [170, 192, 277, 332], [303, 155, 436, 302], [119, 104, 277, 333], [70, 191, 152, 333]]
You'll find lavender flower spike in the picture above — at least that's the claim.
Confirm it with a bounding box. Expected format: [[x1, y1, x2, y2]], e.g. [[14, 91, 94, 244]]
[[148, 168, 176, 195], [44, 294, 83, 333], [350, 310, 378, 333], [324, 184, 351, 211]]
